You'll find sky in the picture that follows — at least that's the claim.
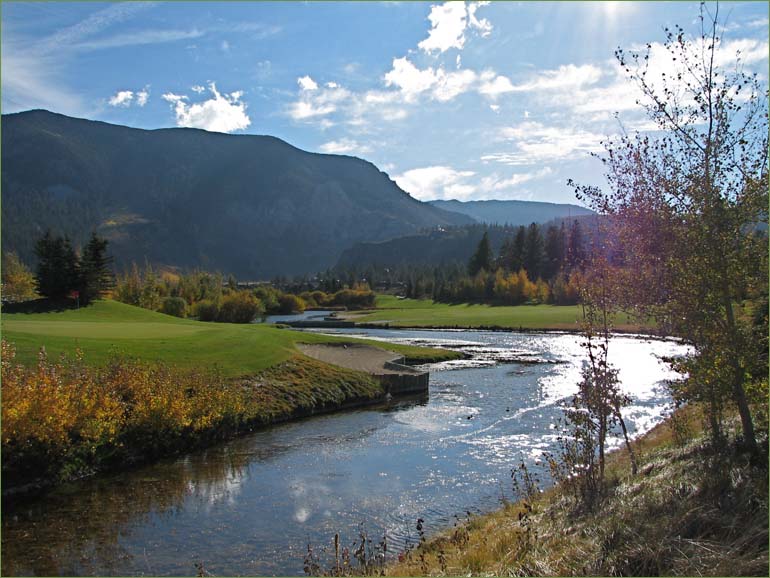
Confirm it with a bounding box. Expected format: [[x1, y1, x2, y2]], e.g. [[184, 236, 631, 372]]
[[2, 1, 768, 205]]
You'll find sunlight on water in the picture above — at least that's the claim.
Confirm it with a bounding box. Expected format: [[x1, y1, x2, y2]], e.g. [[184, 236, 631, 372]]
[[2, 329, 690, 576]]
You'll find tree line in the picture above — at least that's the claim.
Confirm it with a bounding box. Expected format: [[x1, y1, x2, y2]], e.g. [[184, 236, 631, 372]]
[[1, 231, 115, 306], [329, 219, 591, 306], [113, 264, 376, 323]]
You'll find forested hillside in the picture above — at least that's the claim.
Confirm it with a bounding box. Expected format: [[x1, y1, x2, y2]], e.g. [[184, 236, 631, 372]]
[[1, 110, 472, 278]]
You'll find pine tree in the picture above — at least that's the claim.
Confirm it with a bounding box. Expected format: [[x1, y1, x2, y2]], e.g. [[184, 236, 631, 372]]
[[34, 231, 78, 299], [567, 220, 586, 270], [543, 224, 565, 280], [79, 233, 114, 304], [523, 223, 544, 280], [468, 231, 493, 276]]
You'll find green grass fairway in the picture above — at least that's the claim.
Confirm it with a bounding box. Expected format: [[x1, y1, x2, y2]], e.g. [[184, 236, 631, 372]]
[[347, 295, 645, 330], [1, 300, 456, 377]]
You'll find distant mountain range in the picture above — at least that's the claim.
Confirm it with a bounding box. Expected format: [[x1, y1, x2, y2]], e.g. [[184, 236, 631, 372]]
[[2, 110, 596, 278], [336, 224, 509, 270], [1, 110, 471, 278], [428, 199, 595, 226], [335, 216, 600, 271]]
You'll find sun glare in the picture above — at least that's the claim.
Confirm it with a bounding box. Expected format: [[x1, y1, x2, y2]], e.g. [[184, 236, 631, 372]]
[[602, 0, 633, 23]]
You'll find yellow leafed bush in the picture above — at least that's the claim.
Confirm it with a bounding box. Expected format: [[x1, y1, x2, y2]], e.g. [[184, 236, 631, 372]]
[[1, 340, 248, 485]]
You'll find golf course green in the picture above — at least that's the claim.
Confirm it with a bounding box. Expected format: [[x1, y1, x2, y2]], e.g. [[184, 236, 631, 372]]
[[1, 300, 458, 376], [344, 295, 645, 331]]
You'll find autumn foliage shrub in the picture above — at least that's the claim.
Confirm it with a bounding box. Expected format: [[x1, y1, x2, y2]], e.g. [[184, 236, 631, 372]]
[[1, 340, 248, 486], [160, 296, 187, 318], [217, 292, 263, 323]]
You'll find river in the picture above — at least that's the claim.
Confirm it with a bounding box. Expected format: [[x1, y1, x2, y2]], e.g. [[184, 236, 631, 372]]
[[1, 328, 687, 576]]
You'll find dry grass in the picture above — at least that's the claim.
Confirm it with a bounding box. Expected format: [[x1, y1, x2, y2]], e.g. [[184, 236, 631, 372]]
[[388, 405, 769, 577]]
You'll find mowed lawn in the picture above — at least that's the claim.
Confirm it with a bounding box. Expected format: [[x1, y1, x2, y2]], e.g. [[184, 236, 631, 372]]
[[347, 295, 646, 330], [1, 300, 455, 377]]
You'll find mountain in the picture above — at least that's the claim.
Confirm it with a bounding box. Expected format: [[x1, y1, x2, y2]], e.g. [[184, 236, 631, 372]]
[[337, 224, 515, 270], [1, 110, 472, 278], [428, 199, 595, 226], [336, 215, 601, 271]]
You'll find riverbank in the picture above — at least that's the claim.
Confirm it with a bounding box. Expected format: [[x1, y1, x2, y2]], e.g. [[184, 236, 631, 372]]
[[1, 301, 462, 497], [342, 295, 654, 332], [387, 406, 769, 576], [0, 299, 461, 375]]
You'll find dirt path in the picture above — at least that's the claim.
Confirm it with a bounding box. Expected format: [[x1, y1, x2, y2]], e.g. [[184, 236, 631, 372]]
[[298, 343, 405, 374]]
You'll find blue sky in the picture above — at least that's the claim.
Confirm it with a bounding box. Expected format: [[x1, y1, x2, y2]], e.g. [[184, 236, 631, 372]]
[[2, 1, 768, 204]]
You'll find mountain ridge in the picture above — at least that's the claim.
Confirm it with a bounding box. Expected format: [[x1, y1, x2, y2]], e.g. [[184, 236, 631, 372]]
[[429, 198, 595, 226], [1, 110, 472, 277]]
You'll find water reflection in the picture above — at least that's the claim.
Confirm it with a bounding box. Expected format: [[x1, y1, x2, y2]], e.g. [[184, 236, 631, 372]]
[[2, 330, 687, 576]]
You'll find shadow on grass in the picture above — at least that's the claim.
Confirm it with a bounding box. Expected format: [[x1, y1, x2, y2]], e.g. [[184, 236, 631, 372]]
[[1, 298, 80, 314]]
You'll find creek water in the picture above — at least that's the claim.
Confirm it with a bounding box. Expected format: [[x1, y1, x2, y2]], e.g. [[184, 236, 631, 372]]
[[1, 328, 688, 576]]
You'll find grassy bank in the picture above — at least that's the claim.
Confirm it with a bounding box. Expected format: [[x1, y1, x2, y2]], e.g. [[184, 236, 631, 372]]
[[388, 408, 768, 576], [1, 341, 389, 493], [1, 299, 460, 375], [346, 295, 650, 332], [1, 300, 460, 493]]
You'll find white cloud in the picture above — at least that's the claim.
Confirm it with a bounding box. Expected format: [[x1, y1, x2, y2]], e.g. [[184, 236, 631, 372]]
[[107, 86, 150, 107], [433, 68, 478, 101], [506, 64, 603, 93], [745, 17, 769, 29], [38, 2, 154, 53], [135, 86, 150, 106], [395, 166, 476, 200], [482, 122, 605, 166], [715, 37, 769, 67], [478, 70, 515, 98], [298, 75, 319, 91], [569, 37, 770, 119], [191, 85, 206, 94], [163, 83, 250, 133], [478, 167, 553, 193], [288, 81, 351, 120], [418, 1, 492, 54], [288, 100, 337, 120], [418, 2, 469, 53], [74, 28, 204, 51], [0, 51, 84, 115], [319, 138, 373, 155], [467, 2, 492, 36], [162, 92, 187, 104], [108, 89, 133, 107], [395, 164, 552, 201], [384, 57, 440, 101], [220, 39, 230, 53]]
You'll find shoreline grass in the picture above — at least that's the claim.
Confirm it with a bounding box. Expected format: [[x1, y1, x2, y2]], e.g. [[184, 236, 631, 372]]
[[387, 406, 768, 576], [345, 295, 654, 332]]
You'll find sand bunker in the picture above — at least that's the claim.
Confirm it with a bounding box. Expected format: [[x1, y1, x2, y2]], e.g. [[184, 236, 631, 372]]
[[298, 343, 406, 374]]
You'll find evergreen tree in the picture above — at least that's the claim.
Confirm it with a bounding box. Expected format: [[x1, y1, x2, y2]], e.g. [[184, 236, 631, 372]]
[[78, 233, 114, 304], [34, 230, 78, 299], [567, 219, 586, 269], [511, 226, 527, 271], [543, 224, 565, 280], [468, 231, 493, 276], [523, 223, 544, 280]]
